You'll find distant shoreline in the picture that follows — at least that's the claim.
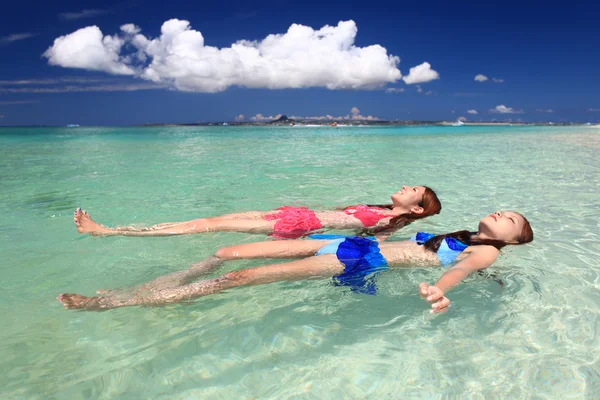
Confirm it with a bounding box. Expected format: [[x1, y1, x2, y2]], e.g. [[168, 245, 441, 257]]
[[136, 121, 591, 127], [0, 121, 596, 128]]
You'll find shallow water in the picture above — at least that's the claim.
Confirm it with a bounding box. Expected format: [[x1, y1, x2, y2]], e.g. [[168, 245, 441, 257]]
[[1, 125, 599, 398]]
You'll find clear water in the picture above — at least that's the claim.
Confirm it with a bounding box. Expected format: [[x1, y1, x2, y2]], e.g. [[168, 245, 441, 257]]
[[1, 125, 599, 398]]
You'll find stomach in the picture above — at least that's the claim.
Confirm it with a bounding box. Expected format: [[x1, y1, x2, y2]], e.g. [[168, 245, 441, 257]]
[[313, 211, 364, 229], [379, 241, 441, 267]]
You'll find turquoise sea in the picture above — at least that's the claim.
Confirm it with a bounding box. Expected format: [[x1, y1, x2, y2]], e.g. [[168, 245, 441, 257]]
[[1, 125, 599, 398]]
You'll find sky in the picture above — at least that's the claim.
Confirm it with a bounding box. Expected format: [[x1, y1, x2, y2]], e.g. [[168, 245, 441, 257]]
[[0, 0, 599, 126]]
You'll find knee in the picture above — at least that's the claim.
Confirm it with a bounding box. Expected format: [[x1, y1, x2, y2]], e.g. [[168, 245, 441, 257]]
[[214, 246, 240, 260], [223, 269, 253, 285]]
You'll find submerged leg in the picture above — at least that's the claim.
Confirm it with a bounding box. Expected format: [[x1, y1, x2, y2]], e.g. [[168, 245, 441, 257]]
[[73, 208, 274, 237], [58, 254, 344, 310], [99, 239, 332, 294]]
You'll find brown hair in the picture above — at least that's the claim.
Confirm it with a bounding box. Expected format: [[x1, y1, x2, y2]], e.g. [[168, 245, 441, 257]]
[[423, 213, 534, 252], [359, 186, 442, 236]]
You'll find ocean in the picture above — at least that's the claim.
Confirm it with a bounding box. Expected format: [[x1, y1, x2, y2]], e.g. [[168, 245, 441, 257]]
[[1, 125, 598, 398]]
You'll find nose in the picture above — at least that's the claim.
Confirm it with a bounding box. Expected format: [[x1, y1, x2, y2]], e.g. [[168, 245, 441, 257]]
[[402, 186, 409, 191], [495, 211, 502, 218]]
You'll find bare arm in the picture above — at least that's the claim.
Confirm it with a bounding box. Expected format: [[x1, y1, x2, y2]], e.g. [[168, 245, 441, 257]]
[[373, 217, 400, 242], [419, 246, 500, 313]]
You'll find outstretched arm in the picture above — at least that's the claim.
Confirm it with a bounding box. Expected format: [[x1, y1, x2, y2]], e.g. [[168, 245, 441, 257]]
[[419, 246, 500, 313]]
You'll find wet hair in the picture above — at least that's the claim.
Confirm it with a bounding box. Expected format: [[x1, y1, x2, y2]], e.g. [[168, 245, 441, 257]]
[[426, 214, 533, 288], [359, 186, 442, 236], [423, 213, 534, 252]]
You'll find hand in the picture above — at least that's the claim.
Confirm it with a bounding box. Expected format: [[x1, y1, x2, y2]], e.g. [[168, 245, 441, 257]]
[[418, 282, 450, 314]]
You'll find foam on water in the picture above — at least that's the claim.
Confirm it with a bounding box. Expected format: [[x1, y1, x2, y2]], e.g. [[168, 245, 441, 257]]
[[0, 125, 599, 398]]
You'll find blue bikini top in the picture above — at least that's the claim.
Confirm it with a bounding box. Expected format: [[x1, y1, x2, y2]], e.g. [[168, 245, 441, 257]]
[[410, 232, 469, 266]]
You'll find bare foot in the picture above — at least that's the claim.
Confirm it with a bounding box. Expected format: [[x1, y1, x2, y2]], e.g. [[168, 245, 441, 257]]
[[57, 293, 113, 310], [73, 208, 111, 235]]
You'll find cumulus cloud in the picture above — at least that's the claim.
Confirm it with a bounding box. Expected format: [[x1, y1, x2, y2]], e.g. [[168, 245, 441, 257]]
[[234, 114, 245, 121], [536, 108, 553, 113], [402, 62, 439, 84], [59, 9, 112, 20], [291, 107, 378, 121], [120, 23, 141, 35], [43, 19, 440, 93], [249, 107, 378, 121], [250, 113, 282, 121], [458, 116, 467, 122], [492, 78, 504, 83], [489, 105, 524, 114], [385, 87, 404, 93], [43, 26, 135, 75], [467, 109, 478, 114], [0, 33, 37, 45], [474, 74, 488, 82]]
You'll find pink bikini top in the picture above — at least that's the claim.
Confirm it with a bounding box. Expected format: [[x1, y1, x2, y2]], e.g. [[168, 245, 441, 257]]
[[343, 205, 395, 227]]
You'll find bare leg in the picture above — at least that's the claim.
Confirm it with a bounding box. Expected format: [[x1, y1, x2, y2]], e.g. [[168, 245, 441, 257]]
[[99, 239, 332, 294], [58, 254, 344, 310], [73, 208, 274, 237]]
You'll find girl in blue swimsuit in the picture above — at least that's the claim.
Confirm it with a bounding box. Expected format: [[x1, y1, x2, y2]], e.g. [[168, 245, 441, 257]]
[[59, 211, 533, 313]]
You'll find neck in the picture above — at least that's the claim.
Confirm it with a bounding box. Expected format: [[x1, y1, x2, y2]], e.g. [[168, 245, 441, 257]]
[[471, 231, 496, 241], [391, 205, 411, 215]]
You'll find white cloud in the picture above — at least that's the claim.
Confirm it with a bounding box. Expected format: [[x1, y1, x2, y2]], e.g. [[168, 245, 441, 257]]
[[587, 108, 600, 112], [536, 108, 553, 113], [402, 62, 439, 84], [492, 78, 504, 83], [43, 20, 440, 93], [247, 107, 378, 121], [474, 74, 488, 82], [467, 109, 478, 114], [424, 90, 432, 95], [43, 26, 135, 75], [59, 9, 112, 21], [234, 114, 245, 121], [489, 105, 524, 114], [250, 113, 282, 121], [120, 24, 141, 35], [0, 33, 37, 45], [385, 87, 404, 93], [458, 116, 467, 122], [291, 107, 378, 121]]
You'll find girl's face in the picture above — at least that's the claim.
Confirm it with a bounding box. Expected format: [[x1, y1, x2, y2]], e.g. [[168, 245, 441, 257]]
[[478, 211, 527, 242]]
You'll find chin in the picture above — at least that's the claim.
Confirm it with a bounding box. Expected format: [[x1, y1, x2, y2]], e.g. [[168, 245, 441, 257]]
[[478, 219, 493, 234]]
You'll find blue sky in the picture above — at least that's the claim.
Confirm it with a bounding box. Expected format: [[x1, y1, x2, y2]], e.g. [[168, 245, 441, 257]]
[[0, 0, 599, 125]]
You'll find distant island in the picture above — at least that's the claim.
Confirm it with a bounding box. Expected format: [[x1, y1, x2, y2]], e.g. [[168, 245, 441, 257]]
[[138, 115, 591, 127]]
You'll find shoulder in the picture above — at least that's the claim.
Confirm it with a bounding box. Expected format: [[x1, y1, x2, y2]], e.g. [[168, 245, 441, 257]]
[[460, 245, 501, 268], [465, 244, 500, 257]]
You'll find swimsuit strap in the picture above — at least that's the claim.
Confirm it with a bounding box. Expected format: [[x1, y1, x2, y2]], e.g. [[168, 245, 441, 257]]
[[411, 232, 469, 266]]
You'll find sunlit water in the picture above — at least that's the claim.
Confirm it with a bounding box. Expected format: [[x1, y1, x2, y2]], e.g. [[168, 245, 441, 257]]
[[1, 125, 598, 398]]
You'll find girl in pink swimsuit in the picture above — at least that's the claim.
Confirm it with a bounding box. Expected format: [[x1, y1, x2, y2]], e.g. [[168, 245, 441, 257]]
[[73, 186, 441, 239]]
